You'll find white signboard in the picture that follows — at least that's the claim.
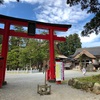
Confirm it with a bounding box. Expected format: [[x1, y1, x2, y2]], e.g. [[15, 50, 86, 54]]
[[55, 62, 64, 81]]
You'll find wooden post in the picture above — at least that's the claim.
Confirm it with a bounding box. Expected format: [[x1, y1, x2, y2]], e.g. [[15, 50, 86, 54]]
[[1, 22, 10, 84], [48, 29, 55, 81]]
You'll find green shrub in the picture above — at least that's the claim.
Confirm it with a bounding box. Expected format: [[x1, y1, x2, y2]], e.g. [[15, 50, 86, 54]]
[[76, 74, 100, 84]]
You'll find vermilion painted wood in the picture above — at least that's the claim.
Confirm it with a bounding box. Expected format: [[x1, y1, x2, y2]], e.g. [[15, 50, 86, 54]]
[[0, 29, 66, 41], [0, 59, 3, 88], [1, 22, 10, 83], [49, 29, 55, 80], [0, 14, 71, 87]]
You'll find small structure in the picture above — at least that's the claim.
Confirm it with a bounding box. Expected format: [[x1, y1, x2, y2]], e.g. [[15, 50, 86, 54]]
[[56, 54, 71, 69], [73, 47, 100, 71], [37, 62, 51, 95], [37, 84, 51, 95]]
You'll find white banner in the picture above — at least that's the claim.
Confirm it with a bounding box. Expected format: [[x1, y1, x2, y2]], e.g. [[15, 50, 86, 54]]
[[55, 62, 64, 81]]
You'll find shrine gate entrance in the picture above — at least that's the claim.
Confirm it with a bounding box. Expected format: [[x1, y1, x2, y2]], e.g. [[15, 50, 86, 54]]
[[0, 14, 71, 88]]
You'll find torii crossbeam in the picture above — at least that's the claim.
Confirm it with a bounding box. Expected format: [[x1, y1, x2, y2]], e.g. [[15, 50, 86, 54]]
[[0, 14, 71, 88]]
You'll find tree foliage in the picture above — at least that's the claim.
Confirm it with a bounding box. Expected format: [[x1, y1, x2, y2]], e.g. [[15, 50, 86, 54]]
[[0, 0, 3, 4], [59, 33, 81, 56], [0, 0, 19, 4], [67, 0, 100, 36], [7, 26, 49, 70], [8, 38, 41, 70]]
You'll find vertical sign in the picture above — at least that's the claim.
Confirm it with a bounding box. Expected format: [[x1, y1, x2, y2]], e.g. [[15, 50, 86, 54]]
[[55, 61, 64, 81]]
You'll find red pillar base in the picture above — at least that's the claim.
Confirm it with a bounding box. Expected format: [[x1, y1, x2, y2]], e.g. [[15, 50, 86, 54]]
[[48, 79, 56, 83], [56, 81, 61, 84], [47, 69, 56, 82]]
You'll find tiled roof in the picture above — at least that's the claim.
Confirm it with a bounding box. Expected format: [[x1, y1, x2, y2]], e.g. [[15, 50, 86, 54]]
[[74, 50, 96, 59], [73, 46, 100, 57]]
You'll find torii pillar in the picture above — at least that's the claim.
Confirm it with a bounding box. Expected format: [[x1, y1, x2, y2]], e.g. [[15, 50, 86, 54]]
[[48, 29, 55, 81], [0, 14, 71, 88]]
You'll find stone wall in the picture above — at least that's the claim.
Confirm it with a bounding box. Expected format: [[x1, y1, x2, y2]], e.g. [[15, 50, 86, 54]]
[[68, 78, 100, 95]]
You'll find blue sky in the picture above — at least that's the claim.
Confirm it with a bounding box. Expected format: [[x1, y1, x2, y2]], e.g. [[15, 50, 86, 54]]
[[0, 0, 100, 48]]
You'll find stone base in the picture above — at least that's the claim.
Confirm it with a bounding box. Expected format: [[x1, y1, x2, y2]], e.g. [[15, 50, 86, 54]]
[[48, 79, 56, 83], [37, 84, 51, 95]]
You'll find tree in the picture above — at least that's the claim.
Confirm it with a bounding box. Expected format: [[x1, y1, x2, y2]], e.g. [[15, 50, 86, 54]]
[[59, 33, 81, 56], [21, 38, 49, 70], [67, 0, 100, 36], [0, 0, 19, 4], [0, 0, 3, 4], [7, 26, 25, 69]]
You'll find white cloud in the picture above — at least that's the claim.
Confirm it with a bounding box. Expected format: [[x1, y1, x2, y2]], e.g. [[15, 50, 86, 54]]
[[2, 0, 44, 4], [80, 33, 100, 47], [3, 0, 17, 3], [80, 33, 100, 43], [34, 1, 91, 24], [3, 0, 91, 24], [21, 0, 44, 4]]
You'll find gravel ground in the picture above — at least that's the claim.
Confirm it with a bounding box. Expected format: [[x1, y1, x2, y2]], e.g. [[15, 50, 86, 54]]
[[0, 70, 100, 100]]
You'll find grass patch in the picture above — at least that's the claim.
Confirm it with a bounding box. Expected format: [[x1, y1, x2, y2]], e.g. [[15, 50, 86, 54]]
[[61, 80, 68, 84], [75, 74, 100, 84]]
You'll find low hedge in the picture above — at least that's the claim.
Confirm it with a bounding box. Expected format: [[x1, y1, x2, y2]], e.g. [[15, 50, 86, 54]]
[[68, 74, 100, 94]]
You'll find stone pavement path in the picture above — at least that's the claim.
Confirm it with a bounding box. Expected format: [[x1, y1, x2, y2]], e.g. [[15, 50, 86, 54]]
[[0, 70, 100, 100]]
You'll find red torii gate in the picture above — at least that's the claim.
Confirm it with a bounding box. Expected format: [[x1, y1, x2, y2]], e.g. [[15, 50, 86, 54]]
[[0, 14, 71, 88]]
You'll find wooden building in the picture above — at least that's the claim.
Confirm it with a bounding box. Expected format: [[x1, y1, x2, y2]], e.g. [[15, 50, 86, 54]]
[[73, 46, 100, 71]]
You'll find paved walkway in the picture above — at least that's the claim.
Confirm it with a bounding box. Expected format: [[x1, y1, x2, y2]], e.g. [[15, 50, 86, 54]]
[[0, 70, 100, 100]]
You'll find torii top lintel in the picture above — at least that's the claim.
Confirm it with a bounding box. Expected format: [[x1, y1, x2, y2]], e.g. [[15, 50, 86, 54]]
[[0, 14, 71, 32]]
